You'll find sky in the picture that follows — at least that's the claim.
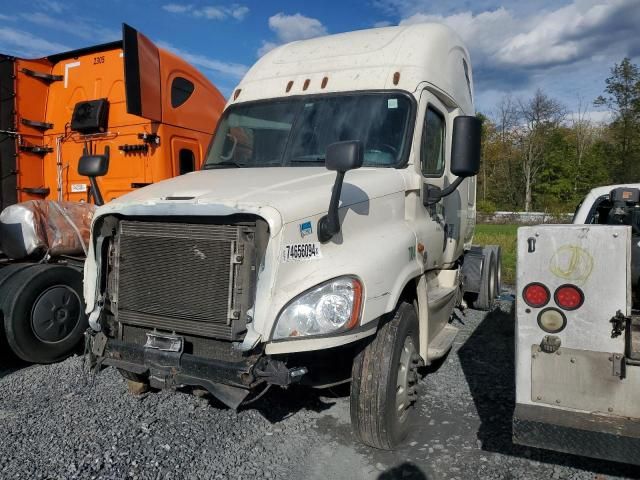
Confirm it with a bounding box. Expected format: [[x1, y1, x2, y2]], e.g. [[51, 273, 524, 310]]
[[1, 0, 639, 121]]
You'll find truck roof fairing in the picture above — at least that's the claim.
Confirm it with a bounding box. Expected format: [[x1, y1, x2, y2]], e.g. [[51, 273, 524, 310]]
[[230, 23, 474, 114]]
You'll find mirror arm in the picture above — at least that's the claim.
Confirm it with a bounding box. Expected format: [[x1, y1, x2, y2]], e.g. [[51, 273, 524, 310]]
[[89, 176, 104, 206], [424, 176, 465, 206], [318, 171, 345, 242], [85, 146, 109, 207]]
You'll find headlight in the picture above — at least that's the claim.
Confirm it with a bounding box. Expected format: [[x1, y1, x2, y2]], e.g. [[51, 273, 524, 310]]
[[273, 277, 363, 340]]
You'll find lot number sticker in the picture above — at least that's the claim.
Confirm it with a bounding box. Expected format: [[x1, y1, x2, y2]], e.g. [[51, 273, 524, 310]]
[[282, 243, 322, 262]]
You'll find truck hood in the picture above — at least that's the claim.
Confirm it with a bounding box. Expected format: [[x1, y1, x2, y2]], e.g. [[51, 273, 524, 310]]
[[99, 167, 407, 233]]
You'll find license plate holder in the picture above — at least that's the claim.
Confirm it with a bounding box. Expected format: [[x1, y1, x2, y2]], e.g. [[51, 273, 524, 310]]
[[144, 332, 184, 353]]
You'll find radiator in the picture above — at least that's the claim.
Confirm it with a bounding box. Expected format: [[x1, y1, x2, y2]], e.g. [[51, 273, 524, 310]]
[[113, 220, 253, 341]]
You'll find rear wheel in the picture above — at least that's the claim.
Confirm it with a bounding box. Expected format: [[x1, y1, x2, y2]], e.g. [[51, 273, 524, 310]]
[[2, 264, 87, 364], [350, 302, 421, 450], [486, 245, 502, 298], [0, 264, 36, 361], [470, 250, 497, 311]]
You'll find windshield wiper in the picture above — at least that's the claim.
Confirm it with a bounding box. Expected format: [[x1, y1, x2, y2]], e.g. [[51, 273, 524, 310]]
[[288, 156, 325, 165], [203, 160, 245, 169]]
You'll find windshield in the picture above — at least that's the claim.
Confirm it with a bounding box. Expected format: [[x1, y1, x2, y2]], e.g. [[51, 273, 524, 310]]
[[204, 92, 413, 169]]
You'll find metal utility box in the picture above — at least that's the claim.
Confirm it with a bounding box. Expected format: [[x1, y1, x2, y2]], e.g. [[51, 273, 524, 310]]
[[513, 224, 640, 465]]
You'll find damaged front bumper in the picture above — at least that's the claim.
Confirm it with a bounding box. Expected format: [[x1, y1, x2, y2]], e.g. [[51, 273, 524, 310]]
[[88, 331, 307, 409]]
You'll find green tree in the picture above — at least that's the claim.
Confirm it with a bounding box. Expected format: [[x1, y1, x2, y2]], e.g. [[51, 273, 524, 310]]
[[594, 58, 640, 181], [518, 89, 566, 211]]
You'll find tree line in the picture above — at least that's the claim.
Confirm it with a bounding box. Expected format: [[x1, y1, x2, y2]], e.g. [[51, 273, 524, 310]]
[[476, 58, 640, 213]]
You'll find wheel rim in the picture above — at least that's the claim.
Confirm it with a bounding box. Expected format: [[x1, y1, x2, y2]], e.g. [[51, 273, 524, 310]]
[[488, 256, 497, 301], [31, 286, 82, 343], [495, 252, 502, 296], [395, 336, 418, 423]]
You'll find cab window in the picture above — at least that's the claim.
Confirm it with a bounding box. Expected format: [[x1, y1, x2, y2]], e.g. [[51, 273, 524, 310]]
[[171, 77, 195, 108], [421, 106, 445, 177], [179, 149, 195, 174]]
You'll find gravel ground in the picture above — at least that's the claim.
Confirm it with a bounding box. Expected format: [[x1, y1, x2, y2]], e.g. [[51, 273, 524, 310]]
[[1, 297, 639, 480]]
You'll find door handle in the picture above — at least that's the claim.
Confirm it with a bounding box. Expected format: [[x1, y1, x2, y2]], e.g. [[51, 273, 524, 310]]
[[527, 237, 536, 253]]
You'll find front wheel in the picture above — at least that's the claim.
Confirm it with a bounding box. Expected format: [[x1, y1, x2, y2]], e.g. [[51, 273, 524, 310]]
[[2, 264, 87, 364], [350, 302, 421, 450]]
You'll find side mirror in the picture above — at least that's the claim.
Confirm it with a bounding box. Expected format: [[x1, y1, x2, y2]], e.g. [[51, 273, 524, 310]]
[[78, 149, 110, 206], [325, 140, 364, 173], [450, 115, 481, 177], [78, 154, 109, 177], [318, 140, 363, 242]]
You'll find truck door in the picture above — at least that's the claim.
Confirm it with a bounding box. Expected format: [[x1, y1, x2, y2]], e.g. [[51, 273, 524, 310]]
[[414, 91, 448, 269]]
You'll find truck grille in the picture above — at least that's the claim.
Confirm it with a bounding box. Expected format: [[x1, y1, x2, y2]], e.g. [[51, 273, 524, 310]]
[[114, 220, 254, 341]]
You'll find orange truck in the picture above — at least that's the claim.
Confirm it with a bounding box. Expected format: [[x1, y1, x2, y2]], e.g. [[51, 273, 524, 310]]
[[0, 24, 225, 363]]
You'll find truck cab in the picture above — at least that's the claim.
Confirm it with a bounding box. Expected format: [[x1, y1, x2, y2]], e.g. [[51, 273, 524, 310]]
[[0, 24, 224, 210], [85, 24, 498, 449]]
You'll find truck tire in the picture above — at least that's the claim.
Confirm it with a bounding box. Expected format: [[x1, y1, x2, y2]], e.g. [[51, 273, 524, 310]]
[[2, 264, 88, 364], [0, 264, 36, 361], [486, 245, 502, 297], [350, 301, 420, 450], [470, 250, 497, 311]]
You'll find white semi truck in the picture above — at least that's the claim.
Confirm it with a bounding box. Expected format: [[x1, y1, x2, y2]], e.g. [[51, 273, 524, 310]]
[[84, 24, 499, 449], [513, 184, 640, 465]]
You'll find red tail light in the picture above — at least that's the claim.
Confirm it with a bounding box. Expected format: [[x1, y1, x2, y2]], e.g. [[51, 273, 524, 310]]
[[554, 285, 584, 310], [523, 282, 550, 308]]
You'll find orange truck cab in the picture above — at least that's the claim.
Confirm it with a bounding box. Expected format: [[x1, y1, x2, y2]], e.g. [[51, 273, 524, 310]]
[[0, 24, 225, 364], [0, 23, 224, 209]]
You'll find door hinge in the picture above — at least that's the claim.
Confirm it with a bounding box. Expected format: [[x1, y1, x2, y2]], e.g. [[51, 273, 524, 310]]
[[610, 352, 625, 378]]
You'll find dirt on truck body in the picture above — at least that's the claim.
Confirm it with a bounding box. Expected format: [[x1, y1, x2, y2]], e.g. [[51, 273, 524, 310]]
[[0, 23, 225, 365]]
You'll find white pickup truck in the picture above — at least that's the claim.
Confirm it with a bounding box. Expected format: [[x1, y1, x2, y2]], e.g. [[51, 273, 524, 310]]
[[84, 23, 499, 449], [513, 184, 640, 465]]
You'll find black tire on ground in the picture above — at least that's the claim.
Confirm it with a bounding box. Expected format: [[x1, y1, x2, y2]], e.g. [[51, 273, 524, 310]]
[[486, 245, 502, 297], [350, 301, 421, 450], [2, 264, 88, 364], [470, 250, 497, 311], [0, 264, 37, 361]]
